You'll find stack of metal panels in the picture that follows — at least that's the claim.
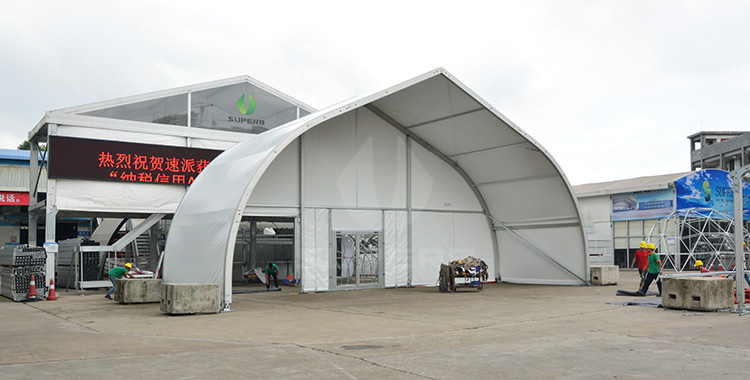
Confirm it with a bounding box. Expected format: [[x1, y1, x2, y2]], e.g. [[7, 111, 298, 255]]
[[57, 238, 79, 289], [0, 245, 47, 301]]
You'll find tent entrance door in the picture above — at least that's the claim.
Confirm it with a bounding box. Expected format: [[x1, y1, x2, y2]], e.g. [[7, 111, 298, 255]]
[[335, 231, 382, 288]]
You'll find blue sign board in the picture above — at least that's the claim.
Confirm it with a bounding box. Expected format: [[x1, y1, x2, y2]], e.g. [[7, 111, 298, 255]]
[[674, 169, 750, 217], [612, 189, 674, 221]]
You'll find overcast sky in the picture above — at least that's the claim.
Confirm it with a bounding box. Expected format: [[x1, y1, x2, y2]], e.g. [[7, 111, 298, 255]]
[[2, 1, 749, 186]]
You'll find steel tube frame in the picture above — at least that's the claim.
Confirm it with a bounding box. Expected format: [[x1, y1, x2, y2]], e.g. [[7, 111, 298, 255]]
[[731, 166, 749, 315]]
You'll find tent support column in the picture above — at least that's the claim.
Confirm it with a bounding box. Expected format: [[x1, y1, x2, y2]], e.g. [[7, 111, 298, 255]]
[[299, 135, 306, 290], [149, 224, 159, 272], [45, 206, 58, 244], [731, 166, 750, 315], [406, 136, 413, 286], [28, 137, 46, 246]]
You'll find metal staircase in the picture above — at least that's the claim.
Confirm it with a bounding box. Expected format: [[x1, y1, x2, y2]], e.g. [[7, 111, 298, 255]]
[[133, 233, 152, 269]]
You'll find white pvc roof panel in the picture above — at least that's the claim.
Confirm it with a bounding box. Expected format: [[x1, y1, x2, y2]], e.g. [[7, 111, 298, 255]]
[[459, 144, 558, 185], [371, 76, 482, 128], [408, 109, 527, 157]]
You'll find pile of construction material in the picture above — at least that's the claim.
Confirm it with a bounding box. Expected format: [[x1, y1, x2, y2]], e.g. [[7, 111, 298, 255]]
[[438, 256, 489, 293], [0, 245, 47, 301]]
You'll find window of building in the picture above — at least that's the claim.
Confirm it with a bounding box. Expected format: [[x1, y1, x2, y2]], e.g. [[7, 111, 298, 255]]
[[613, 219, 658, 268]]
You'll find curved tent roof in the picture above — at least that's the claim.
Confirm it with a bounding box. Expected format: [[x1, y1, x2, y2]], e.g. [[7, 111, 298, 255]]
[[164, 68, 588, 305]]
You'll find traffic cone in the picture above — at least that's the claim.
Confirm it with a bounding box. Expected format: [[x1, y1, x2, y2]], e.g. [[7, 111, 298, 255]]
[[47, 279, 57, 301], [27, 275, 38, 300]]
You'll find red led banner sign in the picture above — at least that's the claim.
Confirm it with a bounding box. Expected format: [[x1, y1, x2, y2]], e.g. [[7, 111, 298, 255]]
[[48, 136, 223, 186], [0, 192, 29, 205]]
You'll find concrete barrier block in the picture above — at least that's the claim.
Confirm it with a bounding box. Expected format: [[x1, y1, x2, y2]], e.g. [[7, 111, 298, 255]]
[[590, 265, 618, 285], [115, 278, 163, 304], [662, 277, 734, 311], [160, 283, 221, 315]]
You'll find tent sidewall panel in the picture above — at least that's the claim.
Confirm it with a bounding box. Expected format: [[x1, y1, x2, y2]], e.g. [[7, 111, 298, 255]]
[[496, 225, 587, 285]]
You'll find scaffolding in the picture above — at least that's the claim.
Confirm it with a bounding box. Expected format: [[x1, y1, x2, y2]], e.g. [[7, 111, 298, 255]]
[[647, 208, 750, 272]]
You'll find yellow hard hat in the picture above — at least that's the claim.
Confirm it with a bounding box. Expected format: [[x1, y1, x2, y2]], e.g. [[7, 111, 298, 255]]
[[646, 243, 655, 250], [125, 263, 132, 269], [640, 241, 647, 248], [695, 260, 703, 267]]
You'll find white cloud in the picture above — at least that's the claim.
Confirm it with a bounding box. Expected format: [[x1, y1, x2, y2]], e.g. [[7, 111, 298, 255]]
[[2, 1, 750, 184]]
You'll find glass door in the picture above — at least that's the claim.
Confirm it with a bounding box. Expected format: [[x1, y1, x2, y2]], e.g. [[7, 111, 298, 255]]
[[335, 231, 381, 288]]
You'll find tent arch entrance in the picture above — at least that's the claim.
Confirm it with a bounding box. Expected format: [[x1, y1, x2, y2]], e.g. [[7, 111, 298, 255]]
[[164, 68, 589, 308]]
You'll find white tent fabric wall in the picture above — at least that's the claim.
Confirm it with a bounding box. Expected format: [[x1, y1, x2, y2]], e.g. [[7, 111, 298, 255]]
[[496, 225, 588, 284], [301, 108, 407, 209], [57, 124, 190, 146], [331, 210, 382, 230], [301, 208, 329, 292], [410, 142, 483, 212], [384, 210, 409, 287], [487, 176, 588, 284], [163, 68, 589, 306], [410, 211, 495, 285], [245, 139, 300, 207], [55, 180, 185, 213]]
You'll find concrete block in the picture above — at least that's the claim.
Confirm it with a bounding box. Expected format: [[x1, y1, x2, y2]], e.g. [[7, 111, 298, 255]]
[[662, 277, 734, 311], [590, 265, 618, 285], [161, 283, 221, 315], [114, 278, 163, 304]]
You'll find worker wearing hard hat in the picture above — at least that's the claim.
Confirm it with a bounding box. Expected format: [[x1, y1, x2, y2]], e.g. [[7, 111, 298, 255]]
[[630, 241, 649, 288], [637, 243, 662, 297], [695, 260, 710, 274], [105, 262, 134, 300], [265, 262, 279, 290]]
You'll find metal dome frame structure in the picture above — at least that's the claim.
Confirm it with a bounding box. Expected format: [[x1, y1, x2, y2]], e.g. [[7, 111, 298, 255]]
[[647, 208, 750, 272]]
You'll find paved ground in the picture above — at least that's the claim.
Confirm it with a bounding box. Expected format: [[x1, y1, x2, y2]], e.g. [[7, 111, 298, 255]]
[[2, 270, 750, 379]]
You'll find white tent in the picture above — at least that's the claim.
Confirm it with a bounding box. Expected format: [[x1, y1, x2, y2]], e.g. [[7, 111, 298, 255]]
[[27, 75, 314, 236], [25, 75, 315, 288], [164, 68, 589, 306]]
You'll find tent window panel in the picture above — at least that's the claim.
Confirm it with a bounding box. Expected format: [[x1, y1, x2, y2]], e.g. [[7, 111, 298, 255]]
[[191, 82, 302, 134], [614, 222, 627, 237], [614, 238, 627, 250], [80, 94, 188, 126]]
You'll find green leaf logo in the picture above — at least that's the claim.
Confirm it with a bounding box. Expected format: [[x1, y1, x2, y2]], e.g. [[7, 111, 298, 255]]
[[237, 94, 257, 115], [703, 180, 711, 202]]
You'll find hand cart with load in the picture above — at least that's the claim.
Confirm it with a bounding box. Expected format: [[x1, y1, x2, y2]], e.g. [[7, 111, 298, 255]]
[[438, 256, 488, 292]]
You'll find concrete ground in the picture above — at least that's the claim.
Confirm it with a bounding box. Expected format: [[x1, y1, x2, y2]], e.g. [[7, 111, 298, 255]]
[[2, 270, 750, 379]]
